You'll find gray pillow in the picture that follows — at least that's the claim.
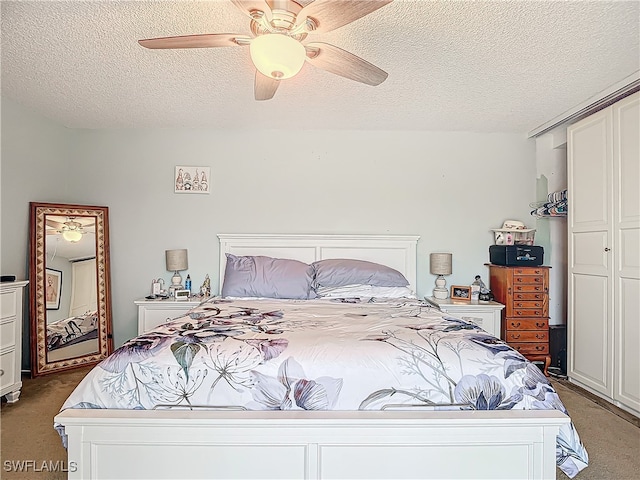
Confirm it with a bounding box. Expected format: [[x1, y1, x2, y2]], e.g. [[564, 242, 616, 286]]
[[312, 259, 409, 288], [221, 254, 316, 299]]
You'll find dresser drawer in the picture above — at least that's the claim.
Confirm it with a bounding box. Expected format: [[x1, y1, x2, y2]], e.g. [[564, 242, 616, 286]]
[[512, 268, 547, 276], [512, 284, 545, 293], [511, 308, 545, 317], [140, 309, 185, 333], [0, 320, 16, 351], [135, 299, 204, 335], [513, 275, 544, 285], [0, 290, 18, 320], [505, 330, 549, 343], [509, 343, 549, 355], [505, 318, 548, 330], [513, 292, 544, 301], [0, 350, 16, 390], [512, 300, 544, 309]]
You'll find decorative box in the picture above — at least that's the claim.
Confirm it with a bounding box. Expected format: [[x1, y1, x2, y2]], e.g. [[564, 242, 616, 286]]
[[489, 245, 544, 266]]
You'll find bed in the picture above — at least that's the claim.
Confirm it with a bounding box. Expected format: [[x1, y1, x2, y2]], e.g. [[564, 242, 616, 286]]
[[47, 311, 99, 351], [54, 234, 587, 479]]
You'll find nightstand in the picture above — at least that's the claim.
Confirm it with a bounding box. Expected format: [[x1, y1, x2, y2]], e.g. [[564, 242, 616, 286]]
[[134, 297, 207, 335], [424, 296, 505, 339]]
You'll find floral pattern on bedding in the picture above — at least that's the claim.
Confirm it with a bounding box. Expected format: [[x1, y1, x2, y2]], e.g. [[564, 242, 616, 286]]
[[59, 297, 588, 477]]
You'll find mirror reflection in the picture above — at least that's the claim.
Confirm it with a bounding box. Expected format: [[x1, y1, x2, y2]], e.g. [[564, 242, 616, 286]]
[[30, 203, 113, 376], [44, 214, 99, 362]]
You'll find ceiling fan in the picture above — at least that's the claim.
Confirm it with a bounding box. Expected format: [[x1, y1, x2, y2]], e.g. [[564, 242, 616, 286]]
[[46, 217, 94, 243], [138, 0, 393, 100]]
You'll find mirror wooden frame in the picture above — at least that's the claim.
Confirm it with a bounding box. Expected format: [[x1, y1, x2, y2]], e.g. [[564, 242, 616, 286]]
[[29, 202, 113, 376]]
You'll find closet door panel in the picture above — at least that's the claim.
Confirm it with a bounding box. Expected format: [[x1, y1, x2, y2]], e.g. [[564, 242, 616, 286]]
[[568, 109, 612, 230], [569, 274, 611, 394], [615, 93, 640, 225], [572, 231, 609, 276], [615, 277, 640, 411]]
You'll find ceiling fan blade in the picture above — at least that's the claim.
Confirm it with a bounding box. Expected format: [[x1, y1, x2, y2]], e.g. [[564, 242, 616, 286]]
[[305, 42, 388, 86], [139, 34, 251, 49], [296, 0, 392, 33], [254, 71, 280, 100], [45, 219, 65, 230]]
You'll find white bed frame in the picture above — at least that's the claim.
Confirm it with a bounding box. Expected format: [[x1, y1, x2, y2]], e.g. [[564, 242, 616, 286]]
[[55, 234, 569, 480]]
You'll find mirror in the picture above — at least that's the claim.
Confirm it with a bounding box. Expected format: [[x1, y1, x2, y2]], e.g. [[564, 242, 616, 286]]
[[29, 202, 113, 376]]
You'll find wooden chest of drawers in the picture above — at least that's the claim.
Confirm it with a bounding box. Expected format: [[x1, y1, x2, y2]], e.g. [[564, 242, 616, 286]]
[[487, 264, 551, 375]]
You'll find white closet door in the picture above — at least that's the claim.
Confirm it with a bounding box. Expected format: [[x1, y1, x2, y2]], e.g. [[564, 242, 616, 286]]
[[567, 108, 614, 397], [612, 92, 640, 412], [69, 259, 97, 316]]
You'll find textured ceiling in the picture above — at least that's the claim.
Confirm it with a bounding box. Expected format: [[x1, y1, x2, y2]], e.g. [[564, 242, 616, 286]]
[[2, 0, 639, 133]]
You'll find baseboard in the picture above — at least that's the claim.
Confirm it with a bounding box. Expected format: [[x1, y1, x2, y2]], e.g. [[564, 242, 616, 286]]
[[557, 379, 639, 428]]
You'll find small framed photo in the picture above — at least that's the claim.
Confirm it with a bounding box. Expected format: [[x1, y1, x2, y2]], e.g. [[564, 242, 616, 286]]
[[451, 285, 471, 302], [45, 268, 62, 310], [175, 166, 210, 194]]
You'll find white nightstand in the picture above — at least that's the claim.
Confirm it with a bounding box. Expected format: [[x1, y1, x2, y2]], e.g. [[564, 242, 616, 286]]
[[424, 296, 505, 339], [134, 297, 207, 335]]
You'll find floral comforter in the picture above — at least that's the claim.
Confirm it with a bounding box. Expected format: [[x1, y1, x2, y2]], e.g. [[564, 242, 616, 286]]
[[59, 297, 588, 477]]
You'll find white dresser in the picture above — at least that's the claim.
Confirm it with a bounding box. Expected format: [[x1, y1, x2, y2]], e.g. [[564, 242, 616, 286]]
[[424, 296, 505, 339], [1, 280, 28, 403], [134, 297, 207, 335]]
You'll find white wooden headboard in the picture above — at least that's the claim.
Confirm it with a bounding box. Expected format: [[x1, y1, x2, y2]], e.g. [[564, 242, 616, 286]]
[[217, 234, 420, 293]]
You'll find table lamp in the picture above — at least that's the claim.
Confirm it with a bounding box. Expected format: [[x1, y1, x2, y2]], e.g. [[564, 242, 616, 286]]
[[430, 252, 452, 299], [166, 249, 188, 296]]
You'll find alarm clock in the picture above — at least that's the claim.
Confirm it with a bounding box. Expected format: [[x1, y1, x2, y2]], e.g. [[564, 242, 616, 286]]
[[174, 289, 190, 300]]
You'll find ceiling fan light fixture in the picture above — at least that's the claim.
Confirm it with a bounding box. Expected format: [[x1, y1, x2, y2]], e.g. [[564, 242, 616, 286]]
[[62, 229, 83, 243], [249, 33, 306, 79]]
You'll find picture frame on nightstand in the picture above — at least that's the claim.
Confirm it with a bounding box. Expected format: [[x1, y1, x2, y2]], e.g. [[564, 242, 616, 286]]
[[451, 285, 471, 302]]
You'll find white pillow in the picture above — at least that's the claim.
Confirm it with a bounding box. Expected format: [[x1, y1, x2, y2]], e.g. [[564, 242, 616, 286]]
[[316, 284, 416, 299]]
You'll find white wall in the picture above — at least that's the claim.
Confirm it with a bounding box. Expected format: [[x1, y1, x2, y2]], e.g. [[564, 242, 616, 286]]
[[534, 132, 568, 326], [1, 97, 76, 367], [2, 99, 537, 352]]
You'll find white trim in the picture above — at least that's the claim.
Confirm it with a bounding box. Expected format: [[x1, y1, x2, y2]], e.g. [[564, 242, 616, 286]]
[[528, 71, 640, 138]]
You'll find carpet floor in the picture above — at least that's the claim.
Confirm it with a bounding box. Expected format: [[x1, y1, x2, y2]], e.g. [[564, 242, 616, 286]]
[[1, 368, 639, 479]]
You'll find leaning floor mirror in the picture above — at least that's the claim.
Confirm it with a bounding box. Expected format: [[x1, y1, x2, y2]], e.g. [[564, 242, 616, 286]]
[[29, 202, 113, 376]]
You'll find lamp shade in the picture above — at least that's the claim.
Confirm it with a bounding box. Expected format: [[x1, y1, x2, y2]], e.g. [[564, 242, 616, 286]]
[[165, 249, 188, 272], [430, 253, 452, 275], [250, 33, 306, 79]]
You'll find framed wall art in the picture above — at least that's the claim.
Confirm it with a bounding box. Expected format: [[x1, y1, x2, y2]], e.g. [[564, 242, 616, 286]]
[[45, 268, 62, 310], [174, 166, 210, 194]]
